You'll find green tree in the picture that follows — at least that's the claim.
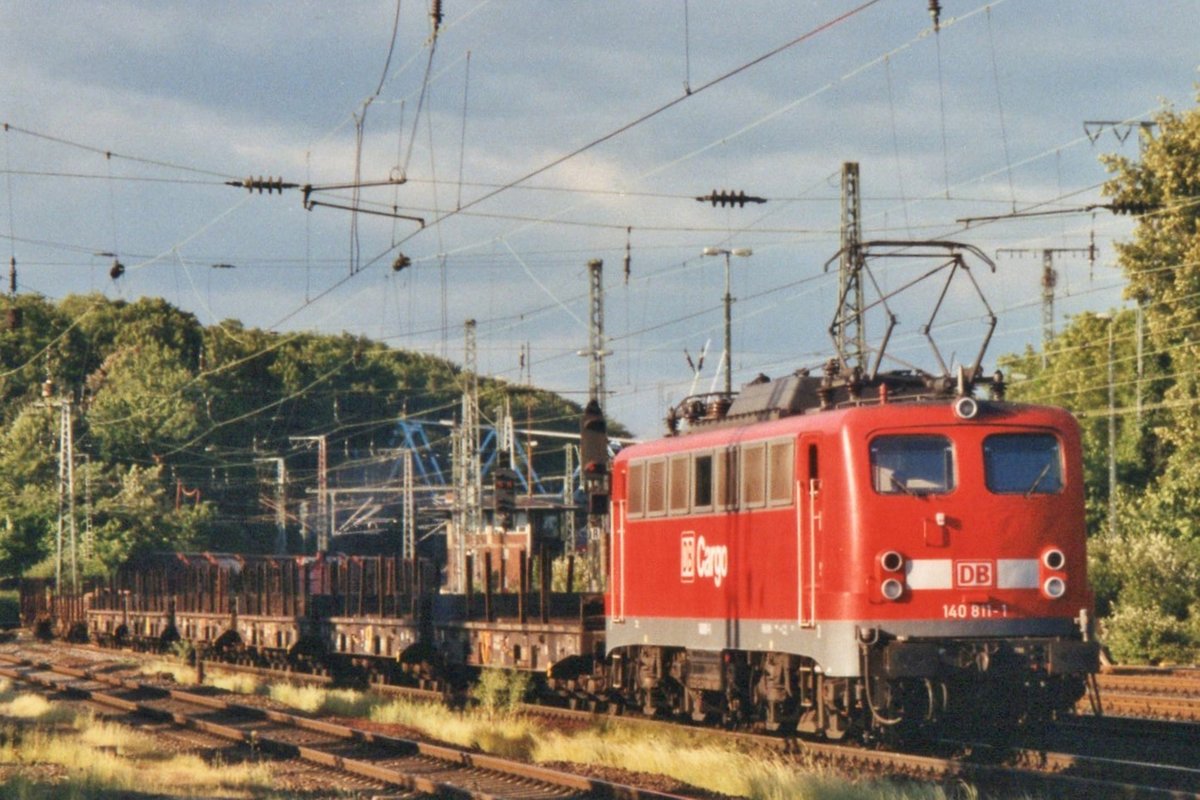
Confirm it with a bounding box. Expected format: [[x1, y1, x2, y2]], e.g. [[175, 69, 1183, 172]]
[[84, 341, 204, 463], [0, 406, 60, 575], [1068, 97, 1200, 662], [87, 464, 213, 570], [0, 292, 610, 583], [1102, 101, 1200, 496], [999, 98, 1200, 662]]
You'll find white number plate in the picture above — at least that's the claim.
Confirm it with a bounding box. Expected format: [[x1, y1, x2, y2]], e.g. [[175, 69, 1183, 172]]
[[942, 602, 1009, 619]]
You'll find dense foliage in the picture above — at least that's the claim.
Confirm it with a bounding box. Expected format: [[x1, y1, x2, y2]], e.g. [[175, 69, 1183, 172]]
[[0, 294, 595, 581], [1001, 99, 1200, 663]]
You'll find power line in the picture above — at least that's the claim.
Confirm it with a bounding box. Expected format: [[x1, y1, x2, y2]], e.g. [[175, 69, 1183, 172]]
[[377, 0, 886, 253], [2, 122, 237, 180]]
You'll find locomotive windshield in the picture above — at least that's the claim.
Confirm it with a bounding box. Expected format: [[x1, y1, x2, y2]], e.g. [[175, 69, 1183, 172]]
[[870, 435, 955, 495], [983, 433, 1063, 494]]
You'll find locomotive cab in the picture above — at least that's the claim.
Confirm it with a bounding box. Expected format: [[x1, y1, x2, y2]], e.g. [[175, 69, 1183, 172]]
[[845, 400, 1099, 729]]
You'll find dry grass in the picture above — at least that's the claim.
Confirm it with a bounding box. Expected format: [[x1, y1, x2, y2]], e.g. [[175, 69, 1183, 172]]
[[139, 656, 197, 685], [255, 675, 982, 799], [120, 666, 1023, 800], [266, 683, 379, 717], [0, 692, 276, 798], [532, 723, 989, 800], [369, 693, 539, 759]]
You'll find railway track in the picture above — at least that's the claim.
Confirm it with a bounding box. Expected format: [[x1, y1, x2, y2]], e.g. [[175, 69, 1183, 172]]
[[8, 640, 1200, 799], [0, 648, 697, 800], [199, 648, 1200, 796], [1085, 669, 1200, 721]]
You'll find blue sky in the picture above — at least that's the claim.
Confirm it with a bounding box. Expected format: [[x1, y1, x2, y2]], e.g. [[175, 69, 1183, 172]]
[[2, 1, 1198, 437]]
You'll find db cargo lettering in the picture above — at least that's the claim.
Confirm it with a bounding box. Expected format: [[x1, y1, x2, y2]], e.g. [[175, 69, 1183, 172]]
[[696, 536, 728, 588]]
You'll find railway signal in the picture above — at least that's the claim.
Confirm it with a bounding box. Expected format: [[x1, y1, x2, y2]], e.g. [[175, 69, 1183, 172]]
[[580, 399, 609, 515], [492, 461, 517, 530]]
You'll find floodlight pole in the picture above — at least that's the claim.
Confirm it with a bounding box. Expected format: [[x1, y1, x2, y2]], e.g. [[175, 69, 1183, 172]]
[[702, 247, 752, 397]]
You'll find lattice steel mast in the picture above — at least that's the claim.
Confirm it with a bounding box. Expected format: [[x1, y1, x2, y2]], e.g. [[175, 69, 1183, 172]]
[[835, 162, 866, 373]]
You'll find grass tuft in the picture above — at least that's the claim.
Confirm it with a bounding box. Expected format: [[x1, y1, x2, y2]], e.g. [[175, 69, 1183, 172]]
[[267, 683, 380, 717], [368, 695, 538, 759], [140, 657, 195, 685], [0, 712, 275, 798], [532, 724, 992, 799], [472, 668, 530, 718]]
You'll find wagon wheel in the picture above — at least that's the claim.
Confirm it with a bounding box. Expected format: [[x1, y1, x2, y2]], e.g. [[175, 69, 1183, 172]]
[[212, 629, 241, 659]]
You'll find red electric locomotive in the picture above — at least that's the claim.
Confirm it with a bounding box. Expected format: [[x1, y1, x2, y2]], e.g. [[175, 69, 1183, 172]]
[[606, 373, 1099, 736], [604, 242, 1100, 738]]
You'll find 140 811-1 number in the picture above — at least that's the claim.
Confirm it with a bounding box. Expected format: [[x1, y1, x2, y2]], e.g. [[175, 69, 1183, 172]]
[[942, 603, 1009, 619]]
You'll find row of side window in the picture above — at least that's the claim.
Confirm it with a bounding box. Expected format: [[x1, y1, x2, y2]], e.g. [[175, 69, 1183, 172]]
[[626, 438, 796, 518]]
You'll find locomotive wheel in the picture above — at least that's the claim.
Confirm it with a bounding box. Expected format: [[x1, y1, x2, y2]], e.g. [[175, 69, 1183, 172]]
[[64, 622, 88, 644], [212, 629, 241, 659]]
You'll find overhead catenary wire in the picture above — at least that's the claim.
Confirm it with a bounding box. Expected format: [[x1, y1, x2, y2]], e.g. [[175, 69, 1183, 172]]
[[316, 0, 1012, 335], [3, 124, 16, 289], [5, 3, 1169, 448], [376, 0, 888, 254], [2, 122, 239, 181], [11, 0, 1099, 357], [985, 6, 1017, 212]]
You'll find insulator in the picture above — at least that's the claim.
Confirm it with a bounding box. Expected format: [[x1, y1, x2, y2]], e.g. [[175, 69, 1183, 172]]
[[1111, 200, 1156, 215], [695, 189, 767, 207], [928, 0, 941, 31], [231, 175, 296, 194], [624, 226, 632, 283]]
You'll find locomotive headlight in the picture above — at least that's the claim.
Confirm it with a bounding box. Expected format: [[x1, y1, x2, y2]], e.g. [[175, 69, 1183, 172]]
[[1042, 576, 1066, 599], [881, 578, 904, 601], [1042, 548, 1066, 571], [953, 396, 979, 419], [879, 550, 905, 572]]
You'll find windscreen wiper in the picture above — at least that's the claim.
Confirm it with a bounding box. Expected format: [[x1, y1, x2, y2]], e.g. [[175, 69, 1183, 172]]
[[1025, 461, 1054, 497]]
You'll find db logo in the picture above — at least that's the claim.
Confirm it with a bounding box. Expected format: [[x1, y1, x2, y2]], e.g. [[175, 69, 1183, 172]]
[[681, 532, 696, 583], [681, 532, 728, 588], [955, 560, 994, 588]]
